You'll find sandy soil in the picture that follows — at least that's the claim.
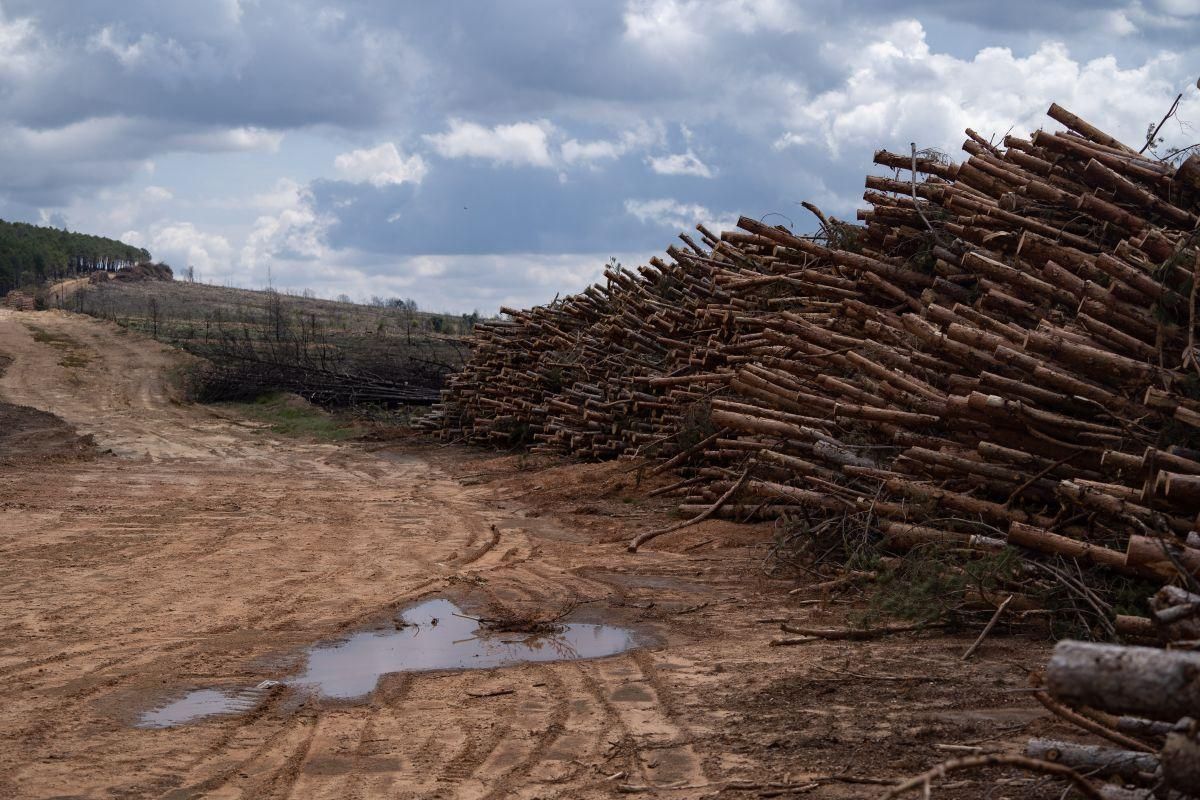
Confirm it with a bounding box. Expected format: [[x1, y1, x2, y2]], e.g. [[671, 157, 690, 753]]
[[0, 309, 1073, 799]]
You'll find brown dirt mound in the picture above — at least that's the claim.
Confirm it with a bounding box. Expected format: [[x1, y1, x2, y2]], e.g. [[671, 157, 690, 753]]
[[0, 403, 98, 464], [0, 354, 97, 464]]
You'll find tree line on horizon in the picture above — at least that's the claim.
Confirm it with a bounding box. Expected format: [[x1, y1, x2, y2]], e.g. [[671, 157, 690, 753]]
[[0, 218, 151, 295]]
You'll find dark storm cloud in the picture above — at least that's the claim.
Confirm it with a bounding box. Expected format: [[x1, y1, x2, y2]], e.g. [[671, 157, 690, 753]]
[[1, 0, 425, 130]]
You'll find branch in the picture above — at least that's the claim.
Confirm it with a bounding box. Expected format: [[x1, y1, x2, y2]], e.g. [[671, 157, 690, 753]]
[[628, 467, 750, 552], [1140, 92, 1183, 155], [881, 754, 1102, 799]]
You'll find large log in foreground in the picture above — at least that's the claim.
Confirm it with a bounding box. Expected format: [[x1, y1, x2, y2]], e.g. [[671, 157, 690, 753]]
[[1046, 642, 1200, 722]]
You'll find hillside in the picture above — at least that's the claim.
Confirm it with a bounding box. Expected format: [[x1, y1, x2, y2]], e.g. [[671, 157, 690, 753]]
[[65, 279, 477, 405], [0, 219, 150, 294]]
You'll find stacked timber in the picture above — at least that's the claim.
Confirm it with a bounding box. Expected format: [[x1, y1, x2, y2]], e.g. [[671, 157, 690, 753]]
[[680, 106, 1200, 594], [433, 101, 1198, 578], [431, 100, 1199, 607], [422, 226, 807, 455], [3, 291, 35, 311]]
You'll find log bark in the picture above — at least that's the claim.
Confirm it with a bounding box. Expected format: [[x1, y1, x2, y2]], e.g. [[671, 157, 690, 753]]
[[1025, 738, 1159, 779], [1046, 641, 1200, 721]]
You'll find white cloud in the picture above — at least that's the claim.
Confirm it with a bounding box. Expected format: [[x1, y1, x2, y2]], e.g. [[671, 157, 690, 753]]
[[143, 222, 233, 274], [316, 7, 347, 29], [87, 25, 238, 85], [624, 197, 736, 232], [88, 26, 151, 68], [0, 8, 43, 77], [249, 178, 306, 212], [1154, 0, 1200, 17], [425, 119, 556, 167], [778, 20, 1200, 160], [240, 184, 332, 272], [647, 150, 713, 177], [143, 186, 174, 201], [561, 138, 623, 164], [623, 0, 797, 48], [1104, 10, 1138, 35], [561, 122, 664, 167], [334, 142, 428, 186], [424, 118, 665, 171], [772, 131, 808, 149], [173, 126, 284, 153]]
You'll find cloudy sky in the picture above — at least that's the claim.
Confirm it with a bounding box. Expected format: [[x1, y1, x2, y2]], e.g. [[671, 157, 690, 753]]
[[0, 1, 1197, 312]]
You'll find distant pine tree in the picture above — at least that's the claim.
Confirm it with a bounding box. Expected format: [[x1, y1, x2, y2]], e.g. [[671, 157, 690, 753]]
[[0, 218, 151, 294]]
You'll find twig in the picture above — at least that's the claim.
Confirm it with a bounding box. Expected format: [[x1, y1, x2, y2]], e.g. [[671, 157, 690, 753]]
[[647, 427, 729, 477], [789, 570, 876, 596], [1140, 92, 1183, 155], [881, 754, 1102, 799], [779, 622, 936, 640], [628, 467, 750, 552], [910, 142, 950, 248], [682, 537, 714, 552], [648, 475, 706, 498], [809, 663, 925, 682], [1004, 449, 1085, 507], [466, 688, 515, 698], [961, 595, 1013, 661], [769, 635, 818, 647], [1031, 691, 1155, 753]]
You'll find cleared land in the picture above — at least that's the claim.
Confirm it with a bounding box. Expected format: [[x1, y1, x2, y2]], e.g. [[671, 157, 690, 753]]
[[64, 278, 472, 405], [0, 309, 1074, 799]]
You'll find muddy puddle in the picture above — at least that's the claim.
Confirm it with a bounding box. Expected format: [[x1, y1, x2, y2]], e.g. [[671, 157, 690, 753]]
[[138, 687, 270, 729], [137, 598, 637, 727]]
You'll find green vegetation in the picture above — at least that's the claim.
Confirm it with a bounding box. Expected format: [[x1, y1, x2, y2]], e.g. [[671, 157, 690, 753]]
[[0, 219, 150, 295], [217, 393, 359, 441]]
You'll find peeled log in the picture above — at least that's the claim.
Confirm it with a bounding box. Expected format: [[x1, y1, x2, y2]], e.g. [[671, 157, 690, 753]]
[[1046, 641, 1200, 721], [1025, 738, 1159, 779], [1125, 535, 1200, 579], [1007, 522, 1132, 573], [1047, 103, 1138, 154], [1162, 472, 1200, 505]]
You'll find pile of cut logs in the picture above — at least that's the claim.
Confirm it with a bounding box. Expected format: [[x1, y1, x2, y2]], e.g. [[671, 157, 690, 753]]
[[428, 101, 1198, 575], [427, 101, 1199, 791], [2, 291, 35, 311]]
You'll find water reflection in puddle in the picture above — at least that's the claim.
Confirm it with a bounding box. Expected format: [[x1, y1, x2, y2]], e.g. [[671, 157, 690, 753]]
[[296, 599, 636, 699], [136, 598, 636, 727], [138, 688, 263, 729]]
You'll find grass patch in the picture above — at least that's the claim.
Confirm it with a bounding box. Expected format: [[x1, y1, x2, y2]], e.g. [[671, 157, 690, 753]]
[[217, 392, 359, 441], [57, 351, 91, 369], [25, 323, 75, 347], [23, 323, 92, 369]]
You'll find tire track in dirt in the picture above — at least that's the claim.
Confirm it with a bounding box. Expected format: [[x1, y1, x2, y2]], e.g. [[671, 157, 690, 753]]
[[0, 310, 737, 800], [0, 311, 549, 798], [591, 654, 709, 791]]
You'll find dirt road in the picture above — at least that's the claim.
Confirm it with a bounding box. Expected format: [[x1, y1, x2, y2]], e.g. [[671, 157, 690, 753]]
[[0, 310, 1061, 799]]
